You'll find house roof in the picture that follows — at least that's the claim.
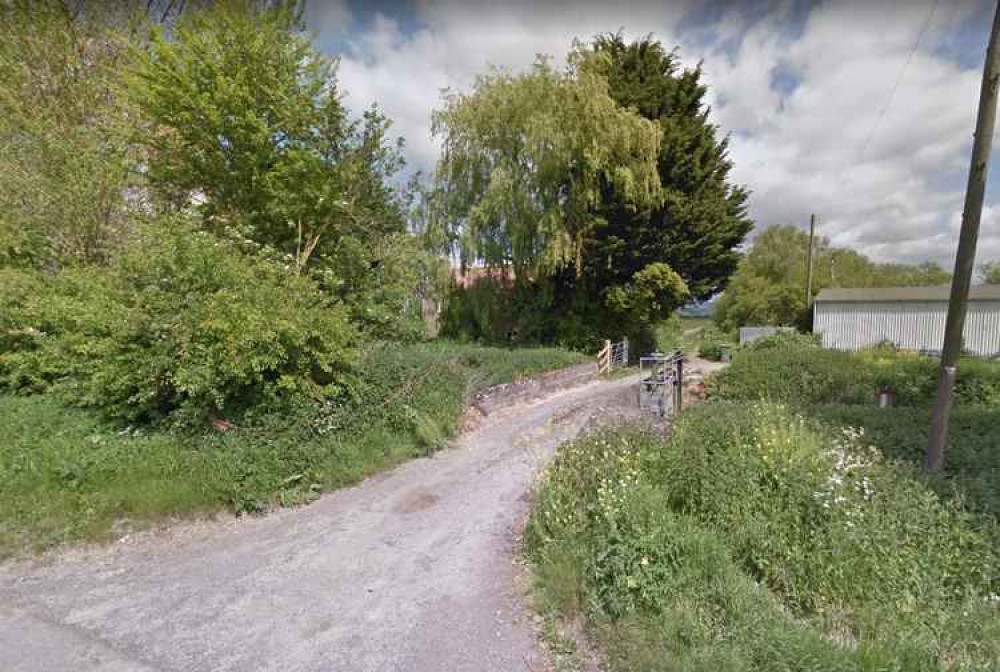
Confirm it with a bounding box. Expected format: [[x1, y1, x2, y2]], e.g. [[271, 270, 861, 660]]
[[814, 285, 1000, 303], [451, 266, 515, 289]]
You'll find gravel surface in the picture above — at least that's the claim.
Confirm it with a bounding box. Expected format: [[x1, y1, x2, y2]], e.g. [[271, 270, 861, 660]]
[[0, 372, 640, 672]]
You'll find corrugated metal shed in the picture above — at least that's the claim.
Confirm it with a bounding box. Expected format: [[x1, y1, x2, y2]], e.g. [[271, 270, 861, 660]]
[[813, 286, 1000, 357], [816, 286, 1000, 302]]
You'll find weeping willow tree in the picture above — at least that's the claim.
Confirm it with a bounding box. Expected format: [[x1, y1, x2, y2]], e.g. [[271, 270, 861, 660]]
[[432, 45, 663, 279], [433, 43, 696, 348]]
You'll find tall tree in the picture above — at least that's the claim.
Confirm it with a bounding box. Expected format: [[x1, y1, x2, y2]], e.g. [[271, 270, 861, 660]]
[[587, 34, 753, 303], [132, 1, 406, 275], [0, 1, 144, 268], [433, 45, 699, 347], [981, 261, 1000, 284], [714, 224, 952, 330], [132, 0, 419, 335], [433, 48, 663, 278]]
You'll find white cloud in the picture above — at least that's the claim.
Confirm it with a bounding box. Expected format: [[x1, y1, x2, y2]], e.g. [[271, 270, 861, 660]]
[[328, 0, 695, 173], [312, 0, 1000, 270]]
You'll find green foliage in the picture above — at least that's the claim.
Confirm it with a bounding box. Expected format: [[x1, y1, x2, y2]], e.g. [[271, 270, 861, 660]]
[[0, 340, 586, 556], [709, 336, 1000, 407], [715, 225, 952, 331], [132, 0, 421, 337], [432, 48, 662, 278], [0, 1, 143, 267], [434, 35, 753, 350], [982, 261, 1000, 285], [686, 325, 734, 360], [695, 342, 723, 361], [1, 222, 357, 427], [527, 407, 1000, 670], [604, 263, 690, 326], [653, 314, 684, 351], [440, 278, 519, 343], [742, 330, 821, 351], [432, 39, 713, 350], [809, 405, 1000, 518], [590, 33, 753, 303]]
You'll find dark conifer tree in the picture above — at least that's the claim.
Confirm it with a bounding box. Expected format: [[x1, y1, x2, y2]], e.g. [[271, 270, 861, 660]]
[[584, 34, 754, 303]]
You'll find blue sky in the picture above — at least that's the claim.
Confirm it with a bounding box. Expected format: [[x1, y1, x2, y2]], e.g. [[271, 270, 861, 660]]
[[305, 0, 1000, 272]]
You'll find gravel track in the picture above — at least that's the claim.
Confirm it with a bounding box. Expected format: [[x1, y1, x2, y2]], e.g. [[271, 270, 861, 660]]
[[0, 372, 639, 672]]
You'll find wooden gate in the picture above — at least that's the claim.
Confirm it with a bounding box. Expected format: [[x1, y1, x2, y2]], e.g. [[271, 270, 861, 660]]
[[597, 338, 628, 375]]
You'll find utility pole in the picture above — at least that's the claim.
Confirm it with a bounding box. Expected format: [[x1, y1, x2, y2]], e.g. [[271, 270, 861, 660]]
[[805, 214, 816, 307], [925, 0, 1000, 472]]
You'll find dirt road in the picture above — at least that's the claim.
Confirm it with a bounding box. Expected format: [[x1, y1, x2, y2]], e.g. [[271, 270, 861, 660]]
[[0, 372, 640, 672]]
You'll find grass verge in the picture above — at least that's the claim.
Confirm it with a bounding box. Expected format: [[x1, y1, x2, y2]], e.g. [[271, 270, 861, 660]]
[[527, 407, 1000, 670], [0, 340, 586, 559], [528, 337, 1000, 670]]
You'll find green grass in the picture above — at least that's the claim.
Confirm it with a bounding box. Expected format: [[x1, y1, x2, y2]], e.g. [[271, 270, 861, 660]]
[[809, 404, 1000, 518], [655, 315, 733, 359], [527, 408, 1000, 671], [528, 337, 1000, 670], [0, 340, 587, 559]]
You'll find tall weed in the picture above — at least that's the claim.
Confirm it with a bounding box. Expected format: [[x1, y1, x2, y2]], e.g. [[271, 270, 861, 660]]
[[527, 405, 1000, 669]]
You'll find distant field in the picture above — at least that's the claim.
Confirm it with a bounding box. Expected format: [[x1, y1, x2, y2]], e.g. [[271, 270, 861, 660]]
[[678, 316, 712, 335], [655, 315, 732, 358]]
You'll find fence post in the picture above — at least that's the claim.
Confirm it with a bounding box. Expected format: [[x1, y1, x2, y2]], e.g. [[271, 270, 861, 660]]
[[623, 337, 628, 365], [597, 339, 611, 375], [673, 355, 683, 415]]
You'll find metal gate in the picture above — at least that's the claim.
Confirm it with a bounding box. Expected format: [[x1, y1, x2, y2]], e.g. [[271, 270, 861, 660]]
[[638, 351, 683, 416]]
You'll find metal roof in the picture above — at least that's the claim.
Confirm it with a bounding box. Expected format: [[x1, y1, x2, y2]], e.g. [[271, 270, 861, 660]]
[[814, 285, 1000, 302]]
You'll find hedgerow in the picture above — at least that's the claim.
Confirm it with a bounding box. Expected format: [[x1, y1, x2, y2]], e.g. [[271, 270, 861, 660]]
[[708, 335, 1000, 407], [1, 222, 357, 427]]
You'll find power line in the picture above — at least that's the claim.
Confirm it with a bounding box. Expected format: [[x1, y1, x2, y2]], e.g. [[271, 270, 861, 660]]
[[857, 0, 941, 165]]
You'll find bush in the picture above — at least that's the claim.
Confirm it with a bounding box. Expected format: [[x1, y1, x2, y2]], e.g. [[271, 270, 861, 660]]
[[709, 338, 1000, 407], [1, 223, 357, 427], [708, 340, 872, 404], [696, 341, 723, 361], [440, 277, 518, 343], [653, 313, 683, 351], [527, 405, 1000, 669], [743, 330, 820, 351], [668, 321, 733, 360]]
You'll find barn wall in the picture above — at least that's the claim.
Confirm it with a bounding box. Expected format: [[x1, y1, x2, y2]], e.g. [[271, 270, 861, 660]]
[[814, 300, 1000, 357]]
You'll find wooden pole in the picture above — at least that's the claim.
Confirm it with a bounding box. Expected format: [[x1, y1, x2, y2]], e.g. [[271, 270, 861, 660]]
[[925, 0, 1000, 471], [673, 355, 683, 416], [806, 213, 816, 307]]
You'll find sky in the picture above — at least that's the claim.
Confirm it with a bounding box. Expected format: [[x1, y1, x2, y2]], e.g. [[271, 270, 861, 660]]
[[304, 0, 1000, 273]]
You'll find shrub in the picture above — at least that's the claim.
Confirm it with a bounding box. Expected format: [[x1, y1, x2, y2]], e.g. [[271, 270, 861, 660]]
[[708, 340, 872, 404], [810, 404, 1000, 517], [681, 323, 733, 360], [440, 277, 517, 343], [653, 313, 683, 351], [696, 341, 723, 361], [743, 330, 821, 351], [1, 223, 357, 427], [709, 338, 1000, 407]]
